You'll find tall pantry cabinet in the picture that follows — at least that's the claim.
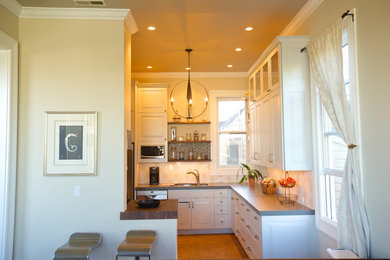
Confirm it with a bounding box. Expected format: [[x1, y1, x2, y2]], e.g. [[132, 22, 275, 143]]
[[248, 36, 312, 171]]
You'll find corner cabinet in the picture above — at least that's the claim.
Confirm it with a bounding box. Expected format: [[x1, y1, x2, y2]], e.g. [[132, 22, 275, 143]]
[[249, 36, 312, 171]]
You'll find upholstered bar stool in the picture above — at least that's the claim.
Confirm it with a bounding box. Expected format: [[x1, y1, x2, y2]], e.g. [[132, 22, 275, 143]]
[[116, 230, 157, 260], [53, 232, 102, 260]]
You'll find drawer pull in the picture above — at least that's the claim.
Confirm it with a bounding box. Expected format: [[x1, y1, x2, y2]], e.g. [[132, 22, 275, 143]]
[[235, 212, 239, 215], [220, 201, 223, 203], [220, 209, 223, 212], [255, 235, 259, 241], [247, 246, 252, 252], [246, 209, 250, 212], [254, 216, 259, 220], [240, 203, 244, 206], [235, 198, 239, 200], [241, 218, 245, 222], [220, 192, 223, 194], [246, 225, 251, 230], [220, 220, 223, 223]]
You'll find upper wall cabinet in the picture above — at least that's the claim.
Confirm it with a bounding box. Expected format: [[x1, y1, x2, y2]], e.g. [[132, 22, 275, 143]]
[[137, 85, 167, 113], [136, 84, 168, 144], [249, 36, 312, 171]]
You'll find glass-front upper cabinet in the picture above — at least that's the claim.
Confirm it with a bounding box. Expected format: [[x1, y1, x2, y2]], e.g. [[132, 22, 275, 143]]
[[262, 62, 269, 93], [255, 70, 261, 99], [270, 48, 280, 91], [249, 76, 255, 102]]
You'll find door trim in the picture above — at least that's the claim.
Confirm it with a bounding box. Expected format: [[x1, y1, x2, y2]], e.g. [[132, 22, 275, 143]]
[[0, 30, 18, 260]]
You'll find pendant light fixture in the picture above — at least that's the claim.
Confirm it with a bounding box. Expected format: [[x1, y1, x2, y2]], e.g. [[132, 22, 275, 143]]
[[170, 49, 209, 120]]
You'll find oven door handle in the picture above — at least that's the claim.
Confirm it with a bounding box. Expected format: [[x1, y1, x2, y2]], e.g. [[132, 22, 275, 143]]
[[140, 155, 165, 159]]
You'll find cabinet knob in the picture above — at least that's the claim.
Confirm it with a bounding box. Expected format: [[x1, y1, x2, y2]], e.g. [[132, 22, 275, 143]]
[[255, 235, 259, 240], [254, 216, 259, 220], [220, 209, 223, 212], [246, 209, 250, 212]]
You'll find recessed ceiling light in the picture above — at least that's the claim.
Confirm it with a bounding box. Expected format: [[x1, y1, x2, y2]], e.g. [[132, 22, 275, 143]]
[[245, 27, 253, 31], [147, 26, 156, 31], [235, 48, 242, 52], [147, 66, 152, 69], [227, 65, 233, 68], [186, 67, 191, 70]]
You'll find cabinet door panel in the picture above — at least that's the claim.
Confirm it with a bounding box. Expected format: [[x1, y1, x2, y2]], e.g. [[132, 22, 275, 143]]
[[177, 200, 191, 229], [191, 197, 214, 229], [270, 90, 283, 169], [137, 88, 167, 113], [137, 112, 167, 141]]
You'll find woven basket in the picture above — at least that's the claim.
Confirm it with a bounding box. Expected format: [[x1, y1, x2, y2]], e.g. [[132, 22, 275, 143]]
[[261, 182, 276, 195]]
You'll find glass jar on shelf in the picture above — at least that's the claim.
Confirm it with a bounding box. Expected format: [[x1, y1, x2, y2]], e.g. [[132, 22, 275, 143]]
[[186, 133, 192, 141], [188, 148, 194, 160], [170, 147, 177, 160], [193, 130, 199, 141]]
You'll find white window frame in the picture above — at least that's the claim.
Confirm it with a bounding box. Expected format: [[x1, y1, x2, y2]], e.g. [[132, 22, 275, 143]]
[[210, 90, 247, 175], [311, 12, 362, 240]]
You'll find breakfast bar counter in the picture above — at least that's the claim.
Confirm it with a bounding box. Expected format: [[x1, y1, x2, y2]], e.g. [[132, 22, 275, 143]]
[[120, 199, 178, 220]]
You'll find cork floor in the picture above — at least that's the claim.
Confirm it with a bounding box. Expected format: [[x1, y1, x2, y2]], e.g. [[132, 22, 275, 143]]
[[178, 234, 248, 259]]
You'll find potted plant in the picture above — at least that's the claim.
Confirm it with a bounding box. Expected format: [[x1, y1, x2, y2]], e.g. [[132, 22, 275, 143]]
[[237, 163, 263, 186]]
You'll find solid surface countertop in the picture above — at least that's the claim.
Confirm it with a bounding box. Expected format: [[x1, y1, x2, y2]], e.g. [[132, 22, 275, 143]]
[[136, 183, 314, 216], [120, 199, 178, 220]]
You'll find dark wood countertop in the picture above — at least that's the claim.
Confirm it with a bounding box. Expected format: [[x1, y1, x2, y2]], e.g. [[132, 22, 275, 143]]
[[120, 199, 178, 220]]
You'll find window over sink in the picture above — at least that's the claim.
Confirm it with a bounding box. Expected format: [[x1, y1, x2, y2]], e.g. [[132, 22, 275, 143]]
[[210, 90, 247, 175]]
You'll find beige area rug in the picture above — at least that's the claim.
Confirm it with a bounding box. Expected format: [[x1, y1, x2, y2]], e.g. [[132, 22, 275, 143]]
[[178, 234, 248, 259]]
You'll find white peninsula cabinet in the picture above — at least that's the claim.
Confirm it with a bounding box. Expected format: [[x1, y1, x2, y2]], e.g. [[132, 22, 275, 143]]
[[249, 36, 312, 171], [169, 189, 231, 232], [231, 190, 316, 259]]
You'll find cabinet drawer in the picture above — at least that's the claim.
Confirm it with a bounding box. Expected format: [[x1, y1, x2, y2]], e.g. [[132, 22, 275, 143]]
[[169, 189, 214, 199], [247, 210, 262, 235], [214, 189, 229, 198], [214, 215, 229, 228], [214, 197, 228, 206], [215, 205, 229, 215]]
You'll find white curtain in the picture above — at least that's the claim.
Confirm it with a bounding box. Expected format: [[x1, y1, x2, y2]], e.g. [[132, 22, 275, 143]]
[[307, 18, 370, 258]]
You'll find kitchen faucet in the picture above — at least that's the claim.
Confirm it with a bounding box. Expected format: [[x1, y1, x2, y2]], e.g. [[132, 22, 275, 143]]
[[187, 169, 200, 185]]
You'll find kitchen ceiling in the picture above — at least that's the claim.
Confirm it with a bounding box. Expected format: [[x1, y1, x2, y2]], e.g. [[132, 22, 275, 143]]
[[16, 0, 308, 72]]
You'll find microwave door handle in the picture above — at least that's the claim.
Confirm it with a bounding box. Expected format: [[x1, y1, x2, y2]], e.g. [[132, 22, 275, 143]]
[[141, 155, 165, 158]]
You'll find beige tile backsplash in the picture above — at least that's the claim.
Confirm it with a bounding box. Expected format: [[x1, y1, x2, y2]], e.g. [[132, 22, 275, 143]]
[[138, 163, 313, 209]]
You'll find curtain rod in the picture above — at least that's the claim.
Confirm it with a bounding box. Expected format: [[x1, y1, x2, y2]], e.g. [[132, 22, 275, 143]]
[[300, 10, 354, 53]]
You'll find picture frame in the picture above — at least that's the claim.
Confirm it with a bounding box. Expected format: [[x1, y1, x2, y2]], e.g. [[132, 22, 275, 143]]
[[44, 111, 98, 176]]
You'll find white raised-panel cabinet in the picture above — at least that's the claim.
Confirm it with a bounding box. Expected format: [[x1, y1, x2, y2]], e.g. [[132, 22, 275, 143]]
[[191, 197, 214, 229], [137, 113, 167, 142], [137, 86, 167, 113], [248, 36, 312, 171], [262, 215, 316, 258], [177, 199, 192, 229]]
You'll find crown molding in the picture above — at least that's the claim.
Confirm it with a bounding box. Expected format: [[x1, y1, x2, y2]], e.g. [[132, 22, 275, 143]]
[[124, 11, 138, 34], [248, 0, 323, 75], [19, 7, 130, 20], [0, 0, 22, 16], [132, 72, 249, 79], [280, 0, 324, 36]]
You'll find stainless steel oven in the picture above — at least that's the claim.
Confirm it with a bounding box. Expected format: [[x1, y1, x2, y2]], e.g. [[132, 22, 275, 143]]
[[139, 144, 166, 162]]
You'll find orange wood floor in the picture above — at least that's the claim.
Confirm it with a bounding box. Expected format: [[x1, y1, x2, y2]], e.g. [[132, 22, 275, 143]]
[[178, 234, 248, 259]]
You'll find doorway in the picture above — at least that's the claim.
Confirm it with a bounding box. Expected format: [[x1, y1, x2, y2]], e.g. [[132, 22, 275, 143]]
[[0, 31, 18, 260]]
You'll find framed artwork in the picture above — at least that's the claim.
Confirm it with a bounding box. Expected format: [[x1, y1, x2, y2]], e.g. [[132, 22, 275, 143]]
[[44, 112, 97, 176]]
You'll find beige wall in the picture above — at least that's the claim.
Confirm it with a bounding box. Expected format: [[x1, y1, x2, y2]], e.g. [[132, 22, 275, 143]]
[[15, 18, 128, 259], [293, 0, 390, 257], [0, 3, 18, 40]]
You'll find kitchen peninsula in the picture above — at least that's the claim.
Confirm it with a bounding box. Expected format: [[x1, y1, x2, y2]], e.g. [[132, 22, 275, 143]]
[[119, 200, 178, 259]]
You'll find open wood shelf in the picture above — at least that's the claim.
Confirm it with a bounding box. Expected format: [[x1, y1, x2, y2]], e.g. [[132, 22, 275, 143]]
[[168, 159, 212, 162], [168, 140, 211, 144], [168, 121, 211, 124]]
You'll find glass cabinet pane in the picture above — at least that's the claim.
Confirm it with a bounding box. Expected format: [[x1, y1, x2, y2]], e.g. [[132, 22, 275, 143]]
[[271, 51, 279, 86], [262, 63, 269, 93], [249, 77, 254, 101], [255, 70, 261, 98]]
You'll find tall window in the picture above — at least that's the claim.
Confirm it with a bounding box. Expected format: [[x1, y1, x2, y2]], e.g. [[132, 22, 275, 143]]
[[314, 15, 358, 238], [217, 99, 246, 166]]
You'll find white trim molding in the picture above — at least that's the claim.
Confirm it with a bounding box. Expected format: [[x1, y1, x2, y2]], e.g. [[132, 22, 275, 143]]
[[132, 72, 249, 79], [0, 0, 22, 16], [0, 30, 18, 260], [19, 7, 130, 20], [125, 11, 138, 34], [280, 0, 324, 36]]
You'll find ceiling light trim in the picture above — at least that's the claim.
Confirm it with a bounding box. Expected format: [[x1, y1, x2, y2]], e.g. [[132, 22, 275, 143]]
[[125, 11, 138, 34], [132, 72, 249, 79], [0, 0, 22, 16], [19, 7, 130, 20]]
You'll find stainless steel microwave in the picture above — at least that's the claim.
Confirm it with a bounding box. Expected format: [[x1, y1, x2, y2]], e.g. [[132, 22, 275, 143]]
[[139, 145, 166, 162]]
